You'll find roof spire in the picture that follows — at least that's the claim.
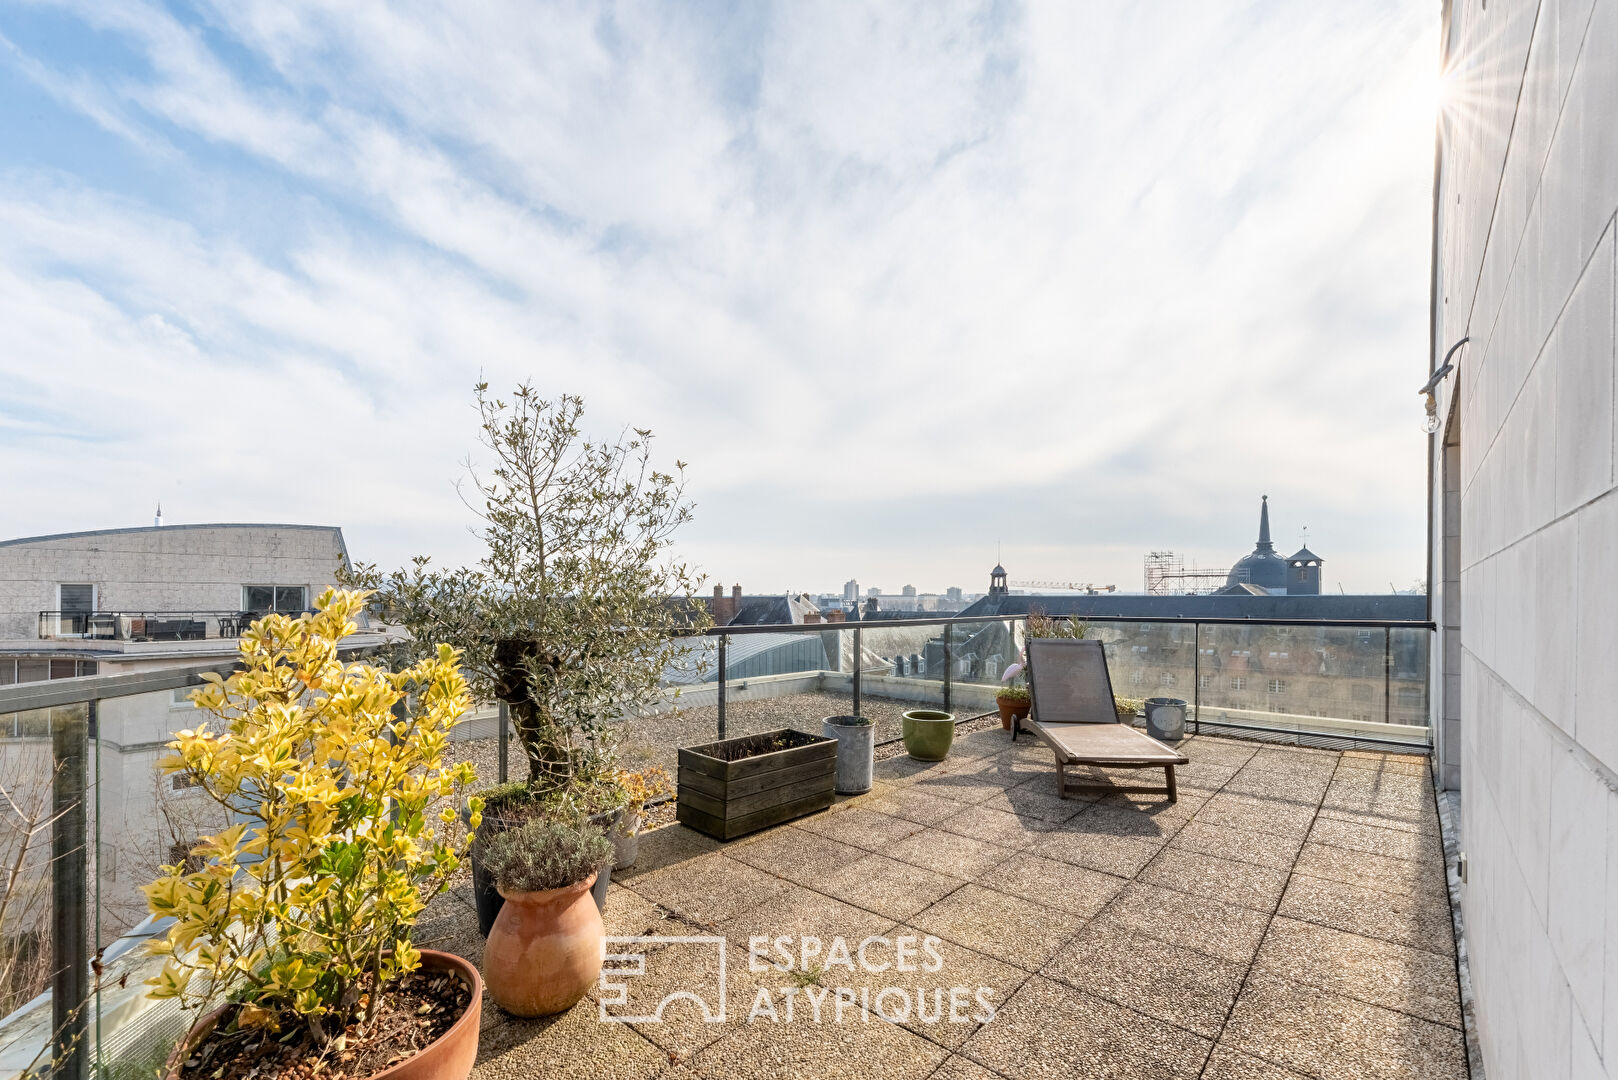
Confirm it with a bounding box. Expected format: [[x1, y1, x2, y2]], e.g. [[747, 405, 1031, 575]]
[[1256, 495, 1272, 550]]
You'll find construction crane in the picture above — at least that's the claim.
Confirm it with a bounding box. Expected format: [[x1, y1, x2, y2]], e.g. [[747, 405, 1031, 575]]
[[1010, 580, 1117, 594]]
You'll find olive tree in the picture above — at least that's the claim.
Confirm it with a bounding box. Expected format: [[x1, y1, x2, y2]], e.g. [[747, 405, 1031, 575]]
[[345, 383, 708, 803]]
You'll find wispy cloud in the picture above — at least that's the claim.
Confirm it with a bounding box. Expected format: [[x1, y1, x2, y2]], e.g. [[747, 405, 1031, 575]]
[[0, 0, 1437, 593]]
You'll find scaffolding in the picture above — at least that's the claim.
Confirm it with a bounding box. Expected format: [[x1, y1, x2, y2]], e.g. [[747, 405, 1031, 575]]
[[1143, 551, 1236, 595]]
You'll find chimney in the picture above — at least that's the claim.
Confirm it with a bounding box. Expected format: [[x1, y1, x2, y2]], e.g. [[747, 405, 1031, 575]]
[[711, 582, 741, 625], [802, 609, 821, 625], [824, 609, 846, 623]]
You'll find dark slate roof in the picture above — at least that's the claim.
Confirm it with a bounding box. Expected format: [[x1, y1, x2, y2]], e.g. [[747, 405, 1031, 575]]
[[1288, 546, 1323, 563], [992, 564, 1006, 575], [956, 592, 1426, 622]]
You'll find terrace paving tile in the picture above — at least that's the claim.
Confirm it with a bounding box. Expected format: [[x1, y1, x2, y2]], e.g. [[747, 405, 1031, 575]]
[[1251, 916, 1463, 1028], [1291, 841, 1449, 900], [603, 882, 670, 938], [814, 852, 967, 921], [1138, 848, 1290, 913], [865, 785, 970, 826], [886, 829, 1019, 881], [835, 925, 1031, 1050], [1221, 972, 1468, 1080], [1219, 768, 1330, 806], [1337, 751, 1430, 777], [952, 727, 1018, 759], [625, 852, 793, 928], [718, 880, 896, 953], [471, 998, 667, 1080], [1194, 792, 1316, 840], [1173, 760, 1240, 793], [1089, 883, 1271, 965], [978, 781, 1093, 823], [1166, 820, 1304, 872], [613, 823, 722, 881], [911, 883, 1088, 971], [1277, 872, 1455, 958], [912, 768, 1015, 805], [1318, 784, 1435, 830], [1243, 746, 1340, 775], [927, 1058, 1007, 1080], [685, 991, 949, 1080], [1199, 1047, 1313, 1080], [937, 803, 1055, 849], [792, 806, 926, 852], [1067, 796, 1196, 841], [1178, 737, 1258, 769], [1305, 814, 1445, 864], [1315, 805, 1441, 837], [1043, 922, 1246, 1038], [874, 754, 951, 786], [959, 976, 1212, 1080], [601, 935, 776, 1061], [725, 827, 868, 886], [1029, 829, 1167, 878], [975, 852, 1126, 917]]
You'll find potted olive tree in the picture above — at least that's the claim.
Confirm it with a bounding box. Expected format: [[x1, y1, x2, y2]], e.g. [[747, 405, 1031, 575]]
[[147, 591, 485, 1080], [346, 383, 710, 935], [480, 819, 613, 1017]]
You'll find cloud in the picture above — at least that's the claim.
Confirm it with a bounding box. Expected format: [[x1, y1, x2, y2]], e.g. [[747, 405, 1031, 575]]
[[0, 0, 1437, 593]]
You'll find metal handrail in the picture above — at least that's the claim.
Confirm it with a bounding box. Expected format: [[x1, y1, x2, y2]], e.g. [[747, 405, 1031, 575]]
[[702, 612, 1436, 634]]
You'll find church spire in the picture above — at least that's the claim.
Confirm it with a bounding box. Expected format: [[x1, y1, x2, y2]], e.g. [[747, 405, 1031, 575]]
[[1256, 495, 1273, 551]]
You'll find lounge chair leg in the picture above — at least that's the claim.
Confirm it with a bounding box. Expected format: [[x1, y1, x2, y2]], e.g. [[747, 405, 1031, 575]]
[[1165, 764, 1177, 803], [1055, 759, 1067, 800]]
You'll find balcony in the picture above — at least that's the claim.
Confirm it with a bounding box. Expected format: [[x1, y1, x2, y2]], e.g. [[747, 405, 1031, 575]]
[[0, 613, 1463, 1080], [38, 610, 260, 642]]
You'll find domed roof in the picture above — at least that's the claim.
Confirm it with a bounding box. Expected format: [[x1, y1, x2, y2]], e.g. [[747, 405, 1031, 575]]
[[1227, 496, 1288, 591], [992, 563, 1007, 576]]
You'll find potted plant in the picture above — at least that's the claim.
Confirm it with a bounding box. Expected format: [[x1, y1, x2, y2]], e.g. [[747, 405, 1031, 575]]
[[997, 661, 1032, 730], [480, 818, 612, 1017], [344, 384, 711, 936], [1115, 696, 1146, 724], [821, 714, 875, 794], [901, 709, 956, 761], [612, 766, 672, 868], [677, 729, 836, 840], [147, 590, 485, 1080]]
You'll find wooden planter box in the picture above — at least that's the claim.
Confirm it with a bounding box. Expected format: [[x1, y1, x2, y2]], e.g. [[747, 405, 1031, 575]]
[[676, 728, 836, 840]]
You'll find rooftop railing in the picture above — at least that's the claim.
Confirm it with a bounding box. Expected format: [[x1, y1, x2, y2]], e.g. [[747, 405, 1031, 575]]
[[39, 610, 266, 642], [0, 610, 1433, 1078]]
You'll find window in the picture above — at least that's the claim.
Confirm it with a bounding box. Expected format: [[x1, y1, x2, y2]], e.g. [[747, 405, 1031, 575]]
[[1198, 674, 1212, 689], [242, 585, 309, 614], [1351, 684, 1374, 702], [1229, 676, 1246, 691], [1130, 672, 1144, 686], [58, 584, 95, 612], [1268, 678, 1286, 694], [1158, 672, 1176, 688], [1397, 687, 1425, 706]]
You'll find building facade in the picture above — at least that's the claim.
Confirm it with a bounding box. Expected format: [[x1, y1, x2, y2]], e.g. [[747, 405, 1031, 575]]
[[1429, 0, 1618, 1074]]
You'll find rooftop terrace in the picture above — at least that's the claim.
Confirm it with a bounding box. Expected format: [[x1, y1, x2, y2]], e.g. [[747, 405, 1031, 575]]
[[415, 728, 1465, 1080]]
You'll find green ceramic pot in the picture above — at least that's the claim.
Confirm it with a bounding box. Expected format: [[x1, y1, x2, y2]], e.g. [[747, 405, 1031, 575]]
[[901, 709, 956, 761]]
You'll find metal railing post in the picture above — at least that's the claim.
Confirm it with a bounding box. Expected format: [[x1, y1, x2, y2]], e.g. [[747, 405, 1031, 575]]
[[497, 701, 509, 785], [716, 634, 728, 740], [1193, 623, 1201, 735], [852, 624, 862, 718], [942, 622, 953, 713], [52, 702, 89, 1080], [1384, 630, 1392, 725]]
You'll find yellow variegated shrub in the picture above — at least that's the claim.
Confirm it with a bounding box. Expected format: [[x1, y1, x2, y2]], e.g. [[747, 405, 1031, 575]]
[[142, 589, 483, 1042]]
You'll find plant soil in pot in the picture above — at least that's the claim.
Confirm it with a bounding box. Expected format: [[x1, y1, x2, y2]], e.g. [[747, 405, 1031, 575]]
[[821, 714, 875, 794], [677, 728, 835, 840], [478, 818, 612, 1017], [469, 794, 618, 936], [901, 710, 955, 760], [167, 951, 482, 1080]]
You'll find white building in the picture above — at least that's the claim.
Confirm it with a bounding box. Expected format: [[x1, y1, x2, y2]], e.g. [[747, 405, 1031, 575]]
[[0, 523, 364, 684], [1428, 1, 1618, 1075]]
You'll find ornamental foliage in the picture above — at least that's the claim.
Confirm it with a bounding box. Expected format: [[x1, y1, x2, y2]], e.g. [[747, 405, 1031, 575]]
[[142, 590, 482, 1044], [343, 384, 710, 808]]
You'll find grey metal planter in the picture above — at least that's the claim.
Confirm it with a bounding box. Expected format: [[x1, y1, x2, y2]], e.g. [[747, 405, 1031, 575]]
[[822, 715, 875, 794], [1144, 697, 1188, 742]]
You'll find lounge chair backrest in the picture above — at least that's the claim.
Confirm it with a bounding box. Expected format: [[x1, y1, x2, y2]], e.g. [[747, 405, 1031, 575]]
[[1026, 638, 1118, 725]]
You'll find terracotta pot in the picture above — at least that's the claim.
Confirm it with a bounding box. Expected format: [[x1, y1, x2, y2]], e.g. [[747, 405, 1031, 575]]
[[996, 698, 1015, 729], [163, 951, 482, 1080], [483, 872, 604, 1017]]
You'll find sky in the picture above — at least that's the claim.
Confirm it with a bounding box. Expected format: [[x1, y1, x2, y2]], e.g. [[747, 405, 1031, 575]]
[[0, 1, 1441, 597]]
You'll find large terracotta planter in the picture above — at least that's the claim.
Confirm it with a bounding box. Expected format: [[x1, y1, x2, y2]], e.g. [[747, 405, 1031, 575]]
[[164, 951, 482, 1080], [995, 696, 1030, 730], [483, 872, 604, 1017]]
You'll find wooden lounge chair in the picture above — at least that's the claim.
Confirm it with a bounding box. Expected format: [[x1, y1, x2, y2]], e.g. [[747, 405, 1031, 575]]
[[1016, 638, 1189, 801]]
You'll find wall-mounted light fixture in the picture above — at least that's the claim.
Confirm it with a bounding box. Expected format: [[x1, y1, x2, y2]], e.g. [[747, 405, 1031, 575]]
[[1419, 337, 1470, 433]]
